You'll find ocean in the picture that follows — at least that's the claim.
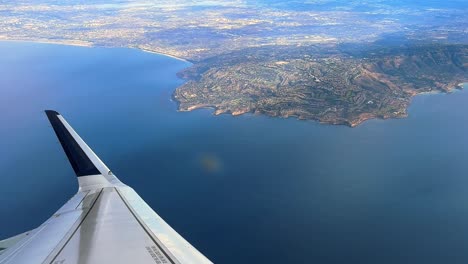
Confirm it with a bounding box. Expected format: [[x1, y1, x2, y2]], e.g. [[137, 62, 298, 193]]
[[0, 41, 467, 263]]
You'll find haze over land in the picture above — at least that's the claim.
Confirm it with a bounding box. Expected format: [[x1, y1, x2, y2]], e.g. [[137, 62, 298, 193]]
[[1, 0, 466, 126]]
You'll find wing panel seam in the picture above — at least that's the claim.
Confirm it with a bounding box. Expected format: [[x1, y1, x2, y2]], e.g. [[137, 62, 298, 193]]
[[74, 190, 91, 209], [114, 187, 180, 264], [46, 189, 104, 264]]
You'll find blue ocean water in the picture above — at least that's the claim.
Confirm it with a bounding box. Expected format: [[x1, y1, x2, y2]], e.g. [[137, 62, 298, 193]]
[[0, 41, 468, 263]]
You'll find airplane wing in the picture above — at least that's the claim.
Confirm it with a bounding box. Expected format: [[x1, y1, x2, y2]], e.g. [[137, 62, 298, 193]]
[[0, 110, 213, 264]]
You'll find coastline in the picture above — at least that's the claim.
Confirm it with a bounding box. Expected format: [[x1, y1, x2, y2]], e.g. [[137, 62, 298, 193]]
[[0, 37, 93, 48], [0, 37, 191, 64], [2, 37, 465, 128], [137, 47, 192, 64], [177, 83, 466, 127]]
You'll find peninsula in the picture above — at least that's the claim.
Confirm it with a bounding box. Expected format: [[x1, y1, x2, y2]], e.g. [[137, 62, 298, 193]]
[[0, 0, 466, 126], [175, 44, 467, 127]]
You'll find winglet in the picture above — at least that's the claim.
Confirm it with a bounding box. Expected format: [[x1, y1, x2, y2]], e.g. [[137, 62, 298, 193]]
[[45, 110, 121, 190]]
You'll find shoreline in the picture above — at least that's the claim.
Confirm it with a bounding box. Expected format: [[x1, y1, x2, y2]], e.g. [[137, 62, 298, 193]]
[[0, 37, 93, 48], [137, 47, 192, 64], [3, 37, 466, 128], [177, 83, 466, 127], [0, 37, 191, 64]]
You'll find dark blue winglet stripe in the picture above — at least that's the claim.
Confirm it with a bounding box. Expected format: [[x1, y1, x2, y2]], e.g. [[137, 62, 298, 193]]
[[45, 110, 101, 177]]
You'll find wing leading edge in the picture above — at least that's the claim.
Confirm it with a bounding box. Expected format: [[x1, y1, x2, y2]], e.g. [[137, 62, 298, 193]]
[[0, 111, 213, 264]]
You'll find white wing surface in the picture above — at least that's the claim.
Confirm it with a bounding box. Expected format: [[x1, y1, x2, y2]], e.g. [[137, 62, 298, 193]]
[[0, 110, 213, 264]]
